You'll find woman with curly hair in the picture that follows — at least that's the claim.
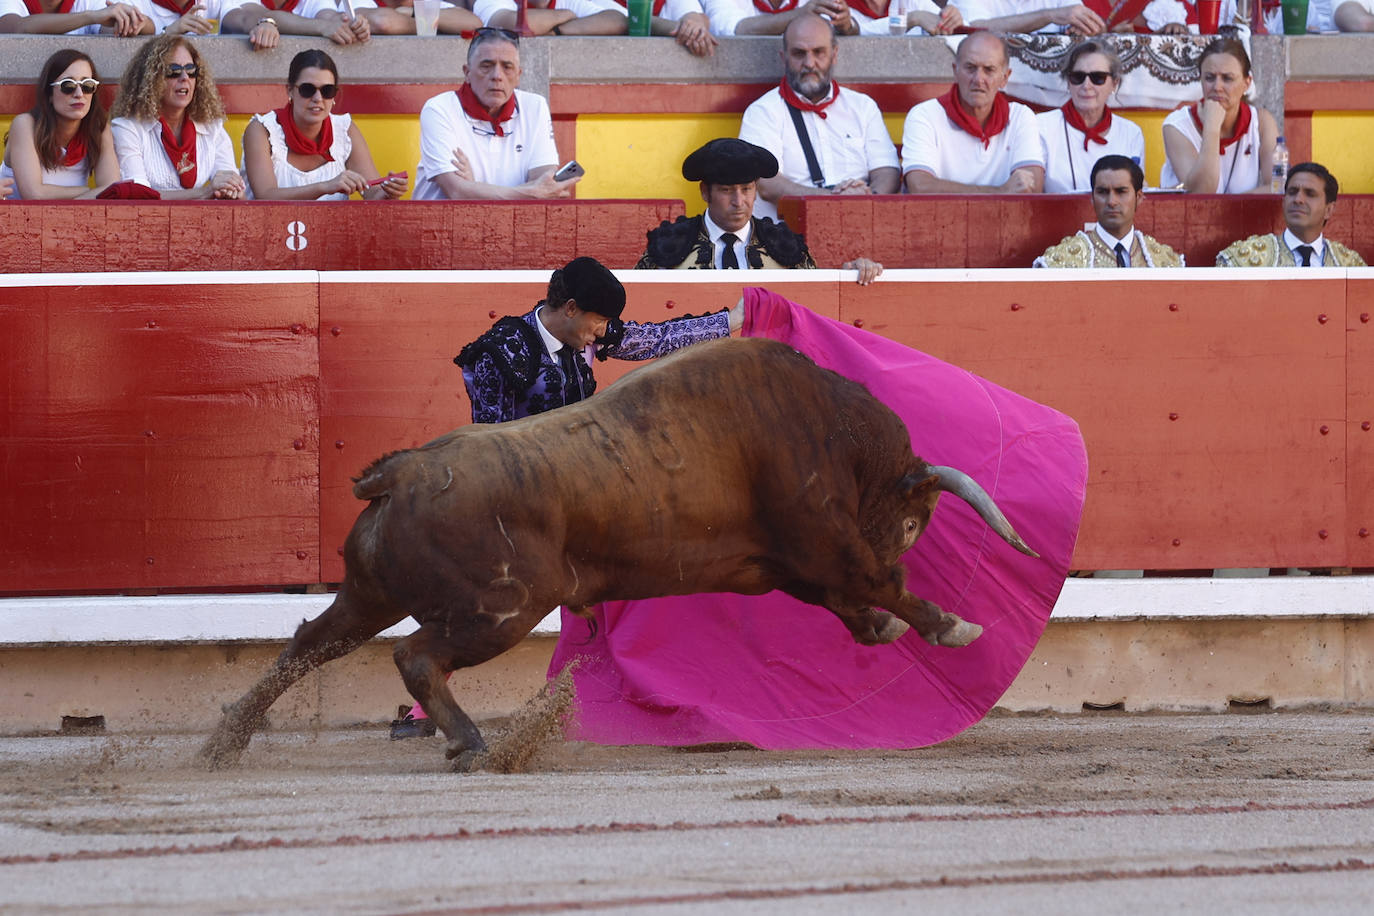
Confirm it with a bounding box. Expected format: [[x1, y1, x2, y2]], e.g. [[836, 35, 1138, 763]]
[[241, 49, 407, 200], [111, 33, 244, 199], [1, 48, 120, 199]]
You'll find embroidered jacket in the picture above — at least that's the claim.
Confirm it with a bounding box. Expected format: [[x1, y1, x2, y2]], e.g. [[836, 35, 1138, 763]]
[[1032, 228, 1185, 268], [636, 214, 817, 270], [455, 307, 731, 424], [1215, 233, 1367, 268]]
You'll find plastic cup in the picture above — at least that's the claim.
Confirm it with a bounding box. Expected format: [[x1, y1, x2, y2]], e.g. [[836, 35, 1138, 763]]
[[1196, 0, 1221, 33], [627, 0, 652, 36], [413, 0, 441, 36], [1281, 0, 1309, 34]]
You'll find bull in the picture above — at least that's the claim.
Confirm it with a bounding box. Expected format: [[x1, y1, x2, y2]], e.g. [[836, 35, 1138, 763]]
[[201, 336, 1036, 769]]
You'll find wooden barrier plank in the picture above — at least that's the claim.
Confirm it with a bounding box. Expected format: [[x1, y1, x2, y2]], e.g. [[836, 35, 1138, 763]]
[[1349, 275, 1374, 568], [839, 273, 1348, 570], [0, 279, 320, 591]]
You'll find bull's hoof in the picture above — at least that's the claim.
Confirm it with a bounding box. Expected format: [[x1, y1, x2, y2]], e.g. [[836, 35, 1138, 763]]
[[449, 750, 489, 773], [872, 614, 911, 645], [922, 617, 983, 648], [197, 728, 249, 771]]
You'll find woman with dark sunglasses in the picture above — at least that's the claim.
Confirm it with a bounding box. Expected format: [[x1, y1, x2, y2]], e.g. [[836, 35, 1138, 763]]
[[1, 49, 120, 199], [110, 34, 244, 199], [241, 49, 406, 200], [1036, 40, 1144, 193]]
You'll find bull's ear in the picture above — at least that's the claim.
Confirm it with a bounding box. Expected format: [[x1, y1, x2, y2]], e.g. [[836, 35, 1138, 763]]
[[900, 474, 940, 497]]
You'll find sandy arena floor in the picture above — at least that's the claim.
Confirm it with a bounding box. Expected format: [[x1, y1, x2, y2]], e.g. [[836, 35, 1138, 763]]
[[2, 709, 1373, 914]]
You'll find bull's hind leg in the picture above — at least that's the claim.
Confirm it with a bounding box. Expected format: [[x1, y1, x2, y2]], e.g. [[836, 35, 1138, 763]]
[[392, 625, 502, 772], [198, 587, 403, 769]]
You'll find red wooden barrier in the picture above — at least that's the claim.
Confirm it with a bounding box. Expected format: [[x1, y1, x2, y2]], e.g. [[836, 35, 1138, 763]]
[[0, 200, 683, 274], [779, 195, 1374, 270], [1349, 276, 1374, 569]]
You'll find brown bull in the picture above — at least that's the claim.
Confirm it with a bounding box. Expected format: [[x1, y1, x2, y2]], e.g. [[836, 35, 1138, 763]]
[[201, 336, 1036, 769]]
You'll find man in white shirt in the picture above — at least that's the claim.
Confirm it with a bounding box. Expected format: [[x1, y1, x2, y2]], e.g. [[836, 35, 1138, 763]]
[[958, 0, 1108, 33], [0, 0, 150, 34], [1035, 155, 1184, 268], [702, 0, 856, 35], [902, 31, 1044, 194], [474, 0, 714, 54], [1216, 162, 1366, 268], [218, 0, 370, 47], [412, 28, 577, 201], [739, 13, 899, 221]]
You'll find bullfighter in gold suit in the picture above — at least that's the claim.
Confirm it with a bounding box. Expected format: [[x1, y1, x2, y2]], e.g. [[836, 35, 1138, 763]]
[[1034, 154, 1184, 269], [1216, 162, 1366, 268]]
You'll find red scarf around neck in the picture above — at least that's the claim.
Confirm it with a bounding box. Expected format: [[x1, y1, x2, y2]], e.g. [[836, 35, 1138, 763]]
[[26, 0, 76, 12], [457, 83, 516, 137], [59, 133, 87, 168], [158, 116, 197, 189], [258, 0, 301, 10], [846, 0, 886, 18], [275, 106, 334, 161], [779, 77, 839, 119], [1083, 0, 1151, 28], [937, 85, 1009, 150], [1061, 102, 1112, 151], [1189, 101, 1252, 154], [752, 0, 798, 11], [149, 0, 199, 14]]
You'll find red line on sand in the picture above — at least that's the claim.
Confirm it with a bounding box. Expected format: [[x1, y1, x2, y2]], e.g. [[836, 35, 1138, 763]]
[[2, 798, 1371, 868], [412, 859, 1374, 914]]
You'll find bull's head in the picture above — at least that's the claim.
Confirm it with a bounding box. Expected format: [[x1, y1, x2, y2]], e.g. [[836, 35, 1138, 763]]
[[900, 466, 1039, 559]]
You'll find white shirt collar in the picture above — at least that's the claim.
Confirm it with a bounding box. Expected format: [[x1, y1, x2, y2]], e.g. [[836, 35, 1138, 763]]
[[1094, 222, 1135, 254], [532, 305, 569, 360], [1282, 227, 1326, 265], [703, 210, 753, 269]]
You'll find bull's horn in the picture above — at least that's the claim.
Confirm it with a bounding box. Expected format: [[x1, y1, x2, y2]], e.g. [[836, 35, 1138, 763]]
[[927, 466, 1040, 559]]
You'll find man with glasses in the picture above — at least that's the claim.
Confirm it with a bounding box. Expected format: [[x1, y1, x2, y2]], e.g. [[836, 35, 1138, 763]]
[[1216, 162, 1366, 268], [902, 31, 1044, 194], [412, 27, 577, 200], [1034, 155, 1183, 268]]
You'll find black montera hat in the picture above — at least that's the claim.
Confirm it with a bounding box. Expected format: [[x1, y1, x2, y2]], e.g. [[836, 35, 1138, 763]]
[[560, 256, 626, 319], [682, 138, 779, 185]]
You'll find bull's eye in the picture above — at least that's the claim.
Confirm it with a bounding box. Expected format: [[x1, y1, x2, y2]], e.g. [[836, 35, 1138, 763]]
[[905, 519, 917, 533]]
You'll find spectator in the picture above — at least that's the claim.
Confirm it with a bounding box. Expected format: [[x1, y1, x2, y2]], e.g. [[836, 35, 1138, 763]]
[[902, 31, 1044, 194], [1216, 162, 1366, 267], [412, 28, 576, 201], [702, 0, 858, 36], [958, 0, 1109, 34], [110, 34, 245, 199], [476, 0, 629, 36], [0, 176, 12, 199], [637, 137, 883, 282], [1333, 0, 1374, 30], [241, 49, 408, 201], [349, 0, 481, 35], [1034, 154, 1183, 267], [1159, 37, 1276, 194], [738, 13, 899, 220], [1142, 0, 1237, 33], [844, 0, 963, 34], [0, 0, 150, 34], [1, 49, 120, 200], [218, 0, 370, 47], [1038, 39, 1144, 193], [594, 0, 718, 55]]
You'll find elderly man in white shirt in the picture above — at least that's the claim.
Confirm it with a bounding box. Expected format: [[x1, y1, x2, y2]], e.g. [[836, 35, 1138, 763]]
[[739, 13, 899, 220], [902, 30, 1044, 194], [0, 0, 150, 34]]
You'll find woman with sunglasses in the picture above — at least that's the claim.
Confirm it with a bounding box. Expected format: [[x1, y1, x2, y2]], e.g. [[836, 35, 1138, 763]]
[[242, 49, 406, 200], [1, 49, 120, 199], [1160, 37, 1277, 194], [110, 34, 244, 199], [1036, 40, 1143, 194]]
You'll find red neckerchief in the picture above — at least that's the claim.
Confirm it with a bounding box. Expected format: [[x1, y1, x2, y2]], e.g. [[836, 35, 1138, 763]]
[[158, 116, 197, 189], [936, 85, 1010, 150], [611, 0, 667, 12], [275, 106, 335, 162], [753, 0, 798, 11], [457, 83, 516, 137], [1061, 102, 1112, 151], [1082, 0, 1151, 27], [258, 0, 301, 10], [845, 0, 885, 18], [1189, 101, 1252, 154], [26, 0, 76, 12], [59, 133, 88, 168], [779, 77, 840, 119], [149, 0, 198, 13]]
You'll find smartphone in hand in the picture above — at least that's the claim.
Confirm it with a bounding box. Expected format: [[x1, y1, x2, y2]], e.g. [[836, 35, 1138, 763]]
[[553, 160, 585, 182]]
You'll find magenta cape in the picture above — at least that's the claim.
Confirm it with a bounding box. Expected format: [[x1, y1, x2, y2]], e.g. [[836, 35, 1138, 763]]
[[547, 287, 1088, 749]]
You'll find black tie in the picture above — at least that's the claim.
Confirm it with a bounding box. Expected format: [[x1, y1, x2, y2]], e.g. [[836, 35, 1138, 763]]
[[1296, 245, 1314, 266], [720, 232, 740, 270], [1114, 242, 1129, 268], [558, 346, 583, 402]]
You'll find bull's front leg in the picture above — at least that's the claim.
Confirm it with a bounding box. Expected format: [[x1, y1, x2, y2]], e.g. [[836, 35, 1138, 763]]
[[890, 590, 983, 647]]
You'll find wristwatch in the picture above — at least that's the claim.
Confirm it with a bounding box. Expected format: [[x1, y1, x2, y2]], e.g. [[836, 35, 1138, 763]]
[[257, 16, 277, 26]]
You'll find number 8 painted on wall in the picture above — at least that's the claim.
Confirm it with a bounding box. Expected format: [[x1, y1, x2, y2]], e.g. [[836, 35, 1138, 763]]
[[286, 221, 308, 252]]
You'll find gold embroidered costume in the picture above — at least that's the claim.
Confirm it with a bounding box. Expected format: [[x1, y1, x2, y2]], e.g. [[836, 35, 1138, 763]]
[[1215, 233, 1366, 267], [1032, 229, 1184, 268]]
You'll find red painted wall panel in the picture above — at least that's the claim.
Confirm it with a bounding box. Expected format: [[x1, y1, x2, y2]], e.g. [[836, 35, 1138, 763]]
[[1, 282, 320, 592], [1348, 277, 1374, 568]]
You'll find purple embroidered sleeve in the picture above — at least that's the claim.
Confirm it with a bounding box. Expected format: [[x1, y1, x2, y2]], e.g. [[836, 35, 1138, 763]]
[[465, 353, 518, 424], [610, 310, 731, 362]]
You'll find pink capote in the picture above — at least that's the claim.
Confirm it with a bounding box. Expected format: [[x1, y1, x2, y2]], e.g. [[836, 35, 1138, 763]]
[[547, 287, 1088, 749]]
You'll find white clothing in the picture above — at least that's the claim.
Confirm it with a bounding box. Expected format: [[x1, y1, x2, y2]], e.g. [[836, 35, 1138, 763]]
[[128, 0, 225, 33], [412, 88, 559, 201], [111, 116, 237, 191], [958, 0, 1081, 31], [0, 0, 110, 34], [1263, 0, 1342, 31], [1036, 107, 1146, 193], [349, 0, 458, 8], [0, 149, 91, 200], [1158, 103, 1263, 194], [702, 210, 752, 270], [699, 0, 795, 35], [901, 95, 1043, 187], [473, 0, 619, 24], [1143, 0, 1240, 31], [242, 110, 353, 200], [739, 84, 899, 220], [1283, 227, 1329, 266], [848, 0, 942, 34]]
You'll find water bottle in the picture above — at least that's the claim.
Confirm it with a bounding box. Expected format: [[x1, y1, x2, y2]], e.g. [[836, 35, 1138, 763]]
[[888, 0, 906, 34], [1271, 135, 1289, 194]]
